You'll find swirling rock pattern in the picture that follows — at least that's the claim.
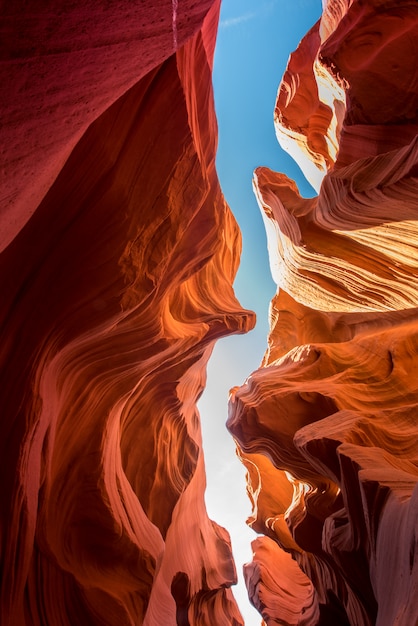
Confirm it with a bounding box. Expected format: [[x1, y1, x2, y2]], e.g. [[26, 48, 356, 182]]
[[0, 2, 254, 624], [229, 1, 418, 624]]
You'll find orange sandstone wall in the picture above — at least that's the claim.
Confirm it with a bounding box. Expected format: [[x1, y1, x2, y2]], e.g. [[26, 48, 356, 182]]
[[228, 1, 418, 624], [0, 2, 254, 624]]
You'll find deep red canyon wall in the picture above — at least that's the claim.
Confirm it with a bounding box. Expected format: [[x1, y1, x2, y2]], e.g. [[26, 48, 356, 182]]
[[2, 0, 418, 625], [0, 0, 216, 253], [228, 1, 418, 624], [0, 2, 255, 624]]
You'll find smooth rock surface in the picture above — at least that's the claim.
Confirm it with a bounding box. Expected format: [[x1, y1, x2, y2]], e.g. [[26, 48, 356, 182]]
[[0, 2, 254, 624], [3, 0, 418, 624], [0, 0, 216, 252]]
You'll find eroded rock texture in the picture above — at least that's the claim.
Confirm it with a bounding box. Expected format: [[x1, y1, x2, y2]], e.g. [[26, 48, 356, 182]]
[[228, 1, 418, 624], [0, 2, 254, 624]]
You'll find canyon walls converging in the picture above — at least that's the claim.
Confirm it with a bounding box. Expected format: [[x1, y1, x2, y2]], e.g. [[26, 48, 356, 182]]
[[1, 0, 418, 625], [0, 2, 255, 624], [228, 0, 418, 624]]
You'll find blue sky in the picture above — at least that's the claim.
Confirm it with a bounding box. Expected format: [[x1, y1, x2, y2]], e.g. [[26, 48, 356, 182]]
[[215, 0, 321, 322], [198, 1, 322, 624]]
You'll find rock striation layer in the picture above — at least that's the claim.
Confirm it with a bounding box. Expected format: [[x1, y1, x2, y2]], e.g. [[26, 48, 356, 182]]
[[228, 1, 418, 624], [0, 2, 254, 624]]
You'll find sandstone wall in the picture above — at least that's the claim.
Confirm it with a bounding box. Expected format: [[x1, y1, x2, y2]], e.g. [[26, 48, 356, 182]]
[[0, 2, 254, 624], [228, 1, 418, 624]]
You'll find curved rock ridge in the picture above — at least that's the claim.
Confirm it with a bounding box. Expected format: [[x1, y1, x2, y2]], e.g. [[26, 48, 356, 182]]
[[254, 138, 418, 313], [0, 2, 255, 625], [274, 21, 345, 193], [274, 0, 418, 191], [229, 0, 418, 624], [244, 536, 319, 626]]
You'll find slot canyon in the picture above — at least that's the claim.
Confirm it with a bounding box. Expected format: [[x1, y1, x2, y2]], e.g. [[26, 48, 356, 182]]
[[1, 0, 417, 624]]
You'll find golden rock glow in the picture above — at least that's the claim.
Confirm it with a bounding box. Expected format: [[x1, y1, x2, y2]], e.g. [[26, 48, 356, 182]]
[[229, 1, 418, 623]]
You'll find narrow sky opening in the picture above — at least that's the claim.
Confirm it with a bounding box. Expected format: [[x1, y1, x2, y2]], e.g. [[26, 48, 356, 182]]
[[198, 1, 322, 624]]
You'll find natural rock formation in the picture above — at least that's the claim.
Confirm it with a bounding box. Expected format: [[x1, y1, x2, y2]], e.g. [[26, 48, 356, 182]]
[[0, 2, 254, 624], [228, 1, 418, 624], [0, 0, 216, 252], [4, 0, 418, 624]]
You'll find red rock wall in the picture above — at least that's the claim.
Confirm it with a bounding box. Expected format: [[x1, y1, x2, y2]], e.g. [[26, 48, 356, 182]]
[[228, 1, 418, 624], [0, 0, 215, 252], [0, 2, 255, 624]]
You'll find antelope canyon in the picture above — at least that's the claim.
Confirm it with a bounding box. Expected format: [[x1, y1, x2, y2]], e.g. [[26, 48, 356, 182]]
[[228, 0, 418, 624], [1, 2, 417, 626], [0, 2, 254, 624]]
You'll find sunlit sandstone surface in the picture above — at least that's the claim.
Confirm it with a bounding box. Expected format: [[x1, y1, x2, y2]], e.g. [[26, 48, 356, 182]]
[[228, 0, 418, 624], [2, 0, 418, 625], [0, 2, 255, 624]]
